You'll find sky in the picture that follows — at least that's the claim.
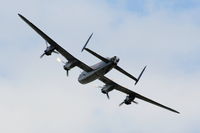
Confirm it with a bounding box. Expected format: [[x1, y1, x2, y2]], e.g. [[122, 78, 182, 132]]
[[0, 0, 200, 133]]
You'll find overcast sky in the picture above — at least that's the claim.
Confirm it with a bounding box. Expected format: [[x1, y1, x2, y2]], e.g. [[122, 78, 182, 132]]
[[0, 0, 200, 133]]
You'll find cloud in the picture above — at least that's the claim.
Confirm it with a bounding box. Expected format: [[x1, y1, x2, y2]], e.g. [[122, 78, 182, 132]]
[[0, 0, 200, 133]]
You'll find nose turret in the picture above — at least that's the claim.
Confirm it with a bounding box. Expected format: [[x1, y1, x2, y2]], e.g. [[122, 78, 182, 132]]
[[111, 56, 120, 64]]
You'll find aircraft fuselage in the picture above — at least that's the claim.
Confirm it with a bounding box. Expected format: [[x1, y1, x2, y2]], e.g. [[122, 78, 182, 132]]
[[78, 57, 119, 84]]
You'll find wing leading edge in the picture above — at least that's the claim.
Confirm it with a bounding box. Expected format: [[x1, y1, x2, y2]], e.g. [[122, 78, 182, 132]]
[[99, 76, 180, 114], [18, 14, 92, 72]]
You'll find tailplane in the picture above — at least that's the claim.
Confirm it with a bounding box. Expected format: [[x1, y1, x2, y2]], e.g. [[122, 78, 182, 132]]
[[135, 66, 147, 85], [81, 33, 147, 85]]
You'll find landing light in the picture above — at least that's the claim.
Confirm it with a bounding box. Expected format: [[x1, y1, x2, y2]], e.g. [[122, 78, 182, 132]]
[[56, 57, 62, 63]]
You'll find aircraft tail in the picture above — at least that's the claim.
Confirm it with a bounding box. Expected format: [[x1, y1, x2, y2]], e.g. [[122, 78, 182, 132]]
[[81, 33, 93, 52], [135, 66, 147, 85], [81, 33, 109, 63], [81, 33, 147, 85]]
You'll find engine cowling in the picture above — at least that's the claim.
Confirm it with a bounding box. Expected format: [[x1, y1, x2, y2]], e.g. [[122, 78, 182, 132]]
[[40, 45, 57, 58], [124, 95, 135, 105], [101, 85, 114, 94], [63, 60, 78, 70], [63, 60, 78, 76], [101, 85, 114, 99], [44, 46, 56, 55]]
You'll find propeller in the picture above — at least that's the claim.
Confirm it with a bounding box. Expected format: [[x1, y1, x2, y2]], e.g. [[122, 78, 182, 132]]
[[40, 41, 48, 58], [40, 41, 58, 58], [40, 53, 46, 58], [119, 101, 125, 106], [106, 93, 110, 99], [66, 69, 69, 76], [119, 100, 138, 106], [56, 57, 69, 76], [132, 101, 138, 104], [98, 86, 110, 100]]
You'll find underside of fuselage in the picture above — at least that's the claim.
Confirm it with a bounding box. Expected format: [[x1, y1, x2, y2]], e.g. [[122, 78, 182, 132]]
[[78, 61, 115, 84]]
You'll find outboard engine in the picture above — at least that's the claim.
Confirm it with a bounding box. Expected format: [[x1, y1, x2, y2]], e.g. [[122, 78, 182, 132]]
[[119, 95, 137, 106], [63, 60, 78, 76], [40, 42, 58, 58]]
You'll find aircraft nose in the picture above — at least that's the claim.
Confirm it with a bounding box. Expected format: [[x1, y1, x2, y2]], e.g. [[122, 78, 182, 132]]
[[112, 56, 120, 63], [116, 57, 120, 62]]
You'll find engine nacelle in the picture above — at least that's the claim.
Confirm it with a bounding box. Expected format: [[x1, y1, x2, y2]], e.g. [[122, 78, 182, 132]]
[[124, 95, 135, 105], [44, 46, 56, 55], [63, 60, 78, 71], [101, 85, 114, 94]]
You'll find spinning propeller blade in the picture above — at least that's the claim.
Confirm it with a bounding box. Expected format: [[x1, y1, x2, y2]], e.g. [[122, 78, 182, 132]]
[[119, 101, 125, 106], [106, 93, 110, 99], [57, 57, 70, 76], [40, 53, 45, 58], [40, 42, 48, 58], [132, 101, 138, 104], [66, 70, 69, 76]]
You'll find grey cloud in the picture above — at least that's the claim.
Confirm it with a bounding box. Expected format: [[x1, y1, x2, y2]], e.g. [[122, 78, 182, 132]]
[[0, 0, 200, 133]]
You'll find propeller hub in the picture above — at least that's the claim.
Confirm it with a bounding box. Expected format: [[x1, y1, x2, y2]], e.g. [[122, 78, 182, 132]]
[[119, 95, 136, 106], [63, 65, 69, 71]]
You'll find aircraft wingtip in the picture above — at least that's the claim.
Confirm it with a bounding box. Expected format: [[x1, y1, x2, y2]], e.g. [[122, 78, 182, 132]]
[[18, 13, 23, 18], [173, 110, 180, 114], [176, 111, 180, 114]]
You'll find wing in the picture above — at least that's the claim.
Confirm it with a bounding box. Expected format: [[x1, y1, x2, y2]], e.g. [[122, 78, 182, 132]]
[[18, 14, 92, 72], [99, 76, 180, 114]]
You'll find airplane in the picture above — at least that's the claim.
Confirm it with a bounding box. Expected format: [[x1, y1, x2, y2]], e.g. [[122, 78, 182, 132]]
[[18, 14, 180, 114]]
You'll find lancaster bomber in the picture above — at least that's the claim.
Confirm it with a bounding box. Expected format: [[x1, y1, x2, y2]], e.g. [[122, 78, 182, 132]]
[[18, 14, 179, 114]]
